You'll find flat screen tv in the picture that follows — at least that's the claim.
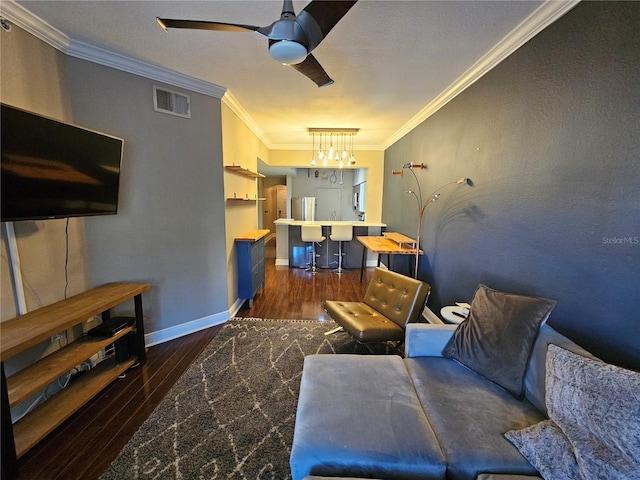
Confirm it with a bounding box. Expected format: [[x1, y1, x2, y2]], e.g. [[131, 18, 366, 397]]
[[1, 104, 124, 222]]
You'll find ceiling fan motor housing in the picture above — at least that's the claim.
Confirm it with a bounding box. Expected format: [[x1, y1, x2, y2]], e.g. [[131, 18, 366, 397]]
[[268, 20, 308, 65]]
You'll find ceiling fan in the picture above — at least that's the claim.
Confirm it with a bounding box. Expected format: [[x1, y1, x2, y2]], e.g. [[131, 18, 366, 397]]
[[157, 0, 358, 87]]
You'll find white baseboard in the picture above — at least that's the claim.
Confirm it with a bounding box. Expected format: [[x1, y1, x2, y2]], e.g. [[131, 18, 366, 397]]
[[228, 297, 245, 318], [144, 311, 228, 347], [144, 297, 247, 347]]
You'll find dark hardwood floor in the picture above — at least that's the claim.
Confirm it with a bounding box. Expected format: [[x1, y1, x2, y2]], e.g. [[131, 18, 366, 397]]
[[16, 237, 372, 479]]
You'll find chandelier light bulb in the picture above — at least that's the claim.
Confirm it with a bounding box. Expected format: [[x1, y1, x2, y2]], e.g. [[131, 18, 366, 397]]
[[316, 133, 324, 159], [310, 133, 316, 166]]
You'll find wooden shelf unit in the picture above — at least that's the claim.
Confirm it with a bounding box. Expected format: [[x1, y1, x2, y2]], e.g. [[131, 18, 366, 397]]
[[224, 165, 265, 178], [225, 165, 265, 205], [227, 197, 267, 202], [1, 282, 149, 474]]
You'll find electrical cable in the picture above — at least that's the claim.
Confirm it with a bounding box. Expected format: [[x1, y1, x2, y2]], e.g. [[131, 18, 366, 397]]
[[64, 217, 70, 299], [57, 372, 72, 389], [21, 393, 46, 419]]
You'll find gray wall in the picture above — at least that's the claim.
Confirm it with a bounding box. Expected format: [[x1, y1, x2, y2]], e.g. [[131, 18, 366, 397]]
[[1, 25, 229, 338], [65, 58, 229, 333], [383, 1, 640, 369]]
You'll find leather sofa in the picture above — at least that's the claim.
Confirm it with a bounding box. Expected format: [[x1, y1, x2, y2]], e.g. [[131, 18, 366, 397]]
[[289, 323, 594, 480]]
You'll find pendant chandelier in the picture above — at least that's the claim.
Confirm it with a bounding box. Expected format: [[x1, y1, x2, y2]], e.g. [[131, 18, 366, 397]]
[[309, 128, 358, 168]]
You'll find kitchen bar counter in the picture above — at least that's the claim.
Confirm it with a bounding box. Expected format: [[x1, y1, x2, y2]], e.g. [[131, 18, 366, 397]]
[[274, 219, 386, 267], [274, 219, 386, 227]]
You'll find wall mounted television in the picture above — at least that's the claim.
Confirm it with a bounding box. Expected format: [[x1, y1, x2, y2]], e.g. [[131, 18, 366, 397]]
[[1, 103, 124, 222]]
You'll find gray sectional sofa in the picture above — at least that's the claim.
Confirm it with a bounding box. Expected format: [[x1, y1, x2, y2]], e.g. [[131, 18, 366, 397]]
[[291, 283, 640, 480], [289, 322, 594, 480]]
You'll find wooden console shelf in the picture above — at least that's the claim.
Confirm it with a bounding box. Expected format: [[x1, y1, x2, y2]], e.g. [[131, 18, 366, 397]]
[[1, 282, 150, 477], [1, 282, 149, 360]]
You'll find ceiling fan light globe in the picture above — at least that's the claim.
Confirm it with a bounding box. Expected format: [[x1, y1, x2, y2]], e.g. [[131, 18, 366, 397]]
[[269, 40, 307, 65]]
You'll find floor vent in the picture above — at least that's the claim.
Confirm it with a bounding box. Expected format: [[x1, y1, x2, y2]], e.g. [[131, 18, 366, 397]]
[[153, 86, 191, 118]]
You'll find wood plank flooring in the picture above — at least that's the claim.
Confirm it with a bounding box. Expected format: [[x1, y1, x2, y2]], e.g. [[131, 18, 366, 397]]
[[15, 237, 373, 479]]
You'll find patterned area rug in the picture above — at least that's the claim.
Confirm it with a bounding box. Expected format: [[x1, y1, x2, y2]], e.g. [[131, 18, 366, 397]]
[[100, 318, 394, 480]]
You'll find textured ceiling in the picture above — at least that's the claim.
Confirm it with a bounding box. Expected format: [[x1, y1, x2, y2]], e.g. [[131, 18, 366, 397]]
[[6, 0, 573, 150]]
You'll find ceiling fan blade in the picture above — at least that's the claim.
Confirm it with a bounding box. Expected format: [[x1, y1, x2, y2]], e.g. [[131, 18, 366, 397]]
[[301, 1, 358, 39], [290, 54, 334, 87], [157, 17, 262, 34]]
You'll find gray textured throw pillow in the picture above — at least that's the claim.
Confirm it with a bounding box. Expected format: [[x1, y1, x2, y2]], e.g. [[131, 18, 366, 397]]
[[505, 419, 581, 479], [506, 345, 640, 480], [442, 284, 556, 398]]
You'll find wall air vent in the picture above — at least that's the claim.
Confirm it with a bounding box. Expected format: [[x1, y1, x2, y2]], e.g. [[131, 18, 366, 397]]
[[153, 86, 191, 118]]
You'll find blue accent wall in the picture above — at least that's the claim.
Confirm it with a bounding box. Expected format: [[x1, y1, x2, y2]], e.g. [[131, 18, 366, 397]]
[[383, 2, 640, 369]]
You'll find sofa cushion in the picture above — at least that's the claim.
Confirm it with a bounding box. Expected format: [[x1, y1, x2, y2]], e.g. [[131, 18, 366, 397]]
[[506, 345, 640, 480], [442, 284, 556, 398], [404, 357, 544, 480], [290, 355, 446, 480]]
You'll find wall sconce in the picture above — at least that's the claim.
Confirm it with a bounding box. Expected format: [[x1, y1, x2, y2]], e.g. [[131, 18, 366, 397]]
[[397, 162, 470, 278]]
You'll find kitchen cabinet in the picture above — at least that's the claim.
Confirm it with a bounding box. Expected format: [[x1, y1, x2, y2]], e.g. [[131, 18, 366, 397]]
[[235, 230, 269, 308]]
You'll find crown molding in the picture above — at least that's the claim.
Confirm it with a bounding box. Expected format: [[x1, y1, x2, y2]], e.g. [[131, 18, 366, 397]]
[[381, 0, 581, 150], [221, 91, 272, 149], [67, 39, 226, 98], [0, 0, 226, 99], [0, 0, 69, 51]]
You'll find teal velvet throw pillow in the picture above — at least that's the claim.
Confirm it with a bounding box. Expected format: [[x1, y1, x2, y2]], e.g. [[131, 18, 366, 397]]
[[442, 284, 556, 398]]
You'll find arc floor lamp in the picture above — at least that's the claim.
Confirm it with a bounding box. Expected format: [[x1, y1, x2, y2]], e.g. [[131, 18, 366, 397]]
[[392, 162, 470, 279]]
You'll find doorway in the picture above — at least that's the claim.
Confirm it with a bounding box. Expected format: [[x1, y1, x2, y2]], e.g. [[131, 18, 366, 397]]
[[263, 183, 287, 237]]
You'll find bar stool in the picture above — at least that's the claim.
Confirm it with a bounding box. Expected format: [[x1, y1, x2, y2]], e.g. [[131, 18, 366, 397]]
[[301, 224, 325, 273], [330, 224, 353, 274]]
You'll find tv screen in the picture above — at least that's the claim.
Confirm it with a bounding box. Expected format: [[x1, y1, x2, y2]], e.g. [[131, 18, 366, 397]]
[[1, 104, 124, 222]]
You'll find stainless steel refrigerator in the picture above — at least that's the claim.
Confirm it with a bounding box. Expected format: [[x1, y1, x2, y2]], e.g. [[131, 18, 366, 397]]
[[291, 197, 316, 221]]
